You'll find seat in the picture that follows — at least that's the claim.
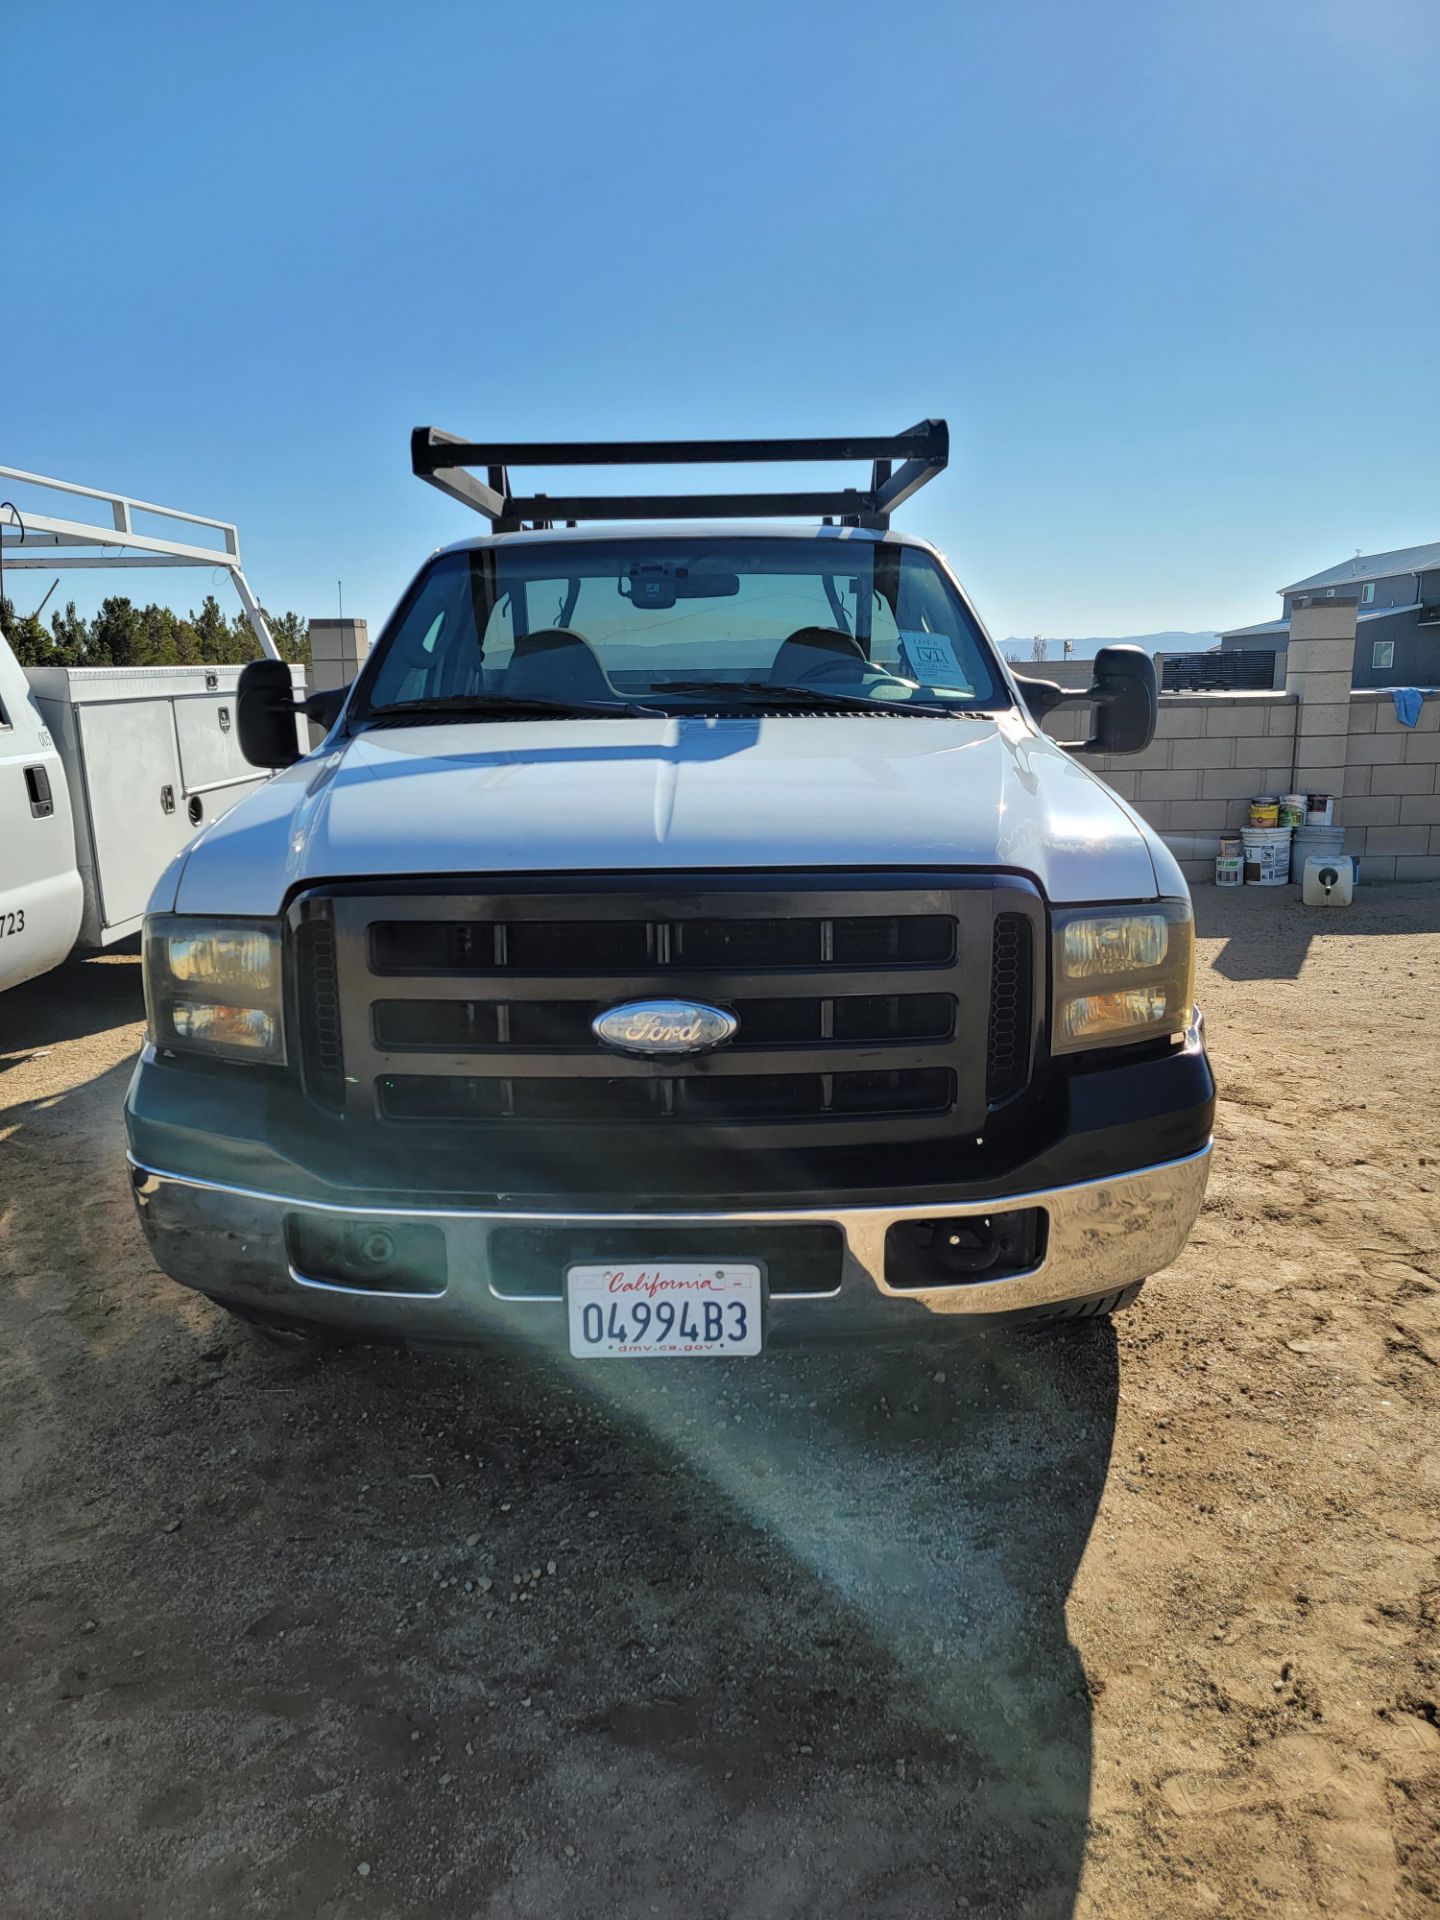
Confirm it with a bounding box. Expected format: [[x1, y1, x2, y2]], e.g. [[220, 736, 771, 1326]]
[[769, 625, 868, 686], [502, 628, 618, 704]]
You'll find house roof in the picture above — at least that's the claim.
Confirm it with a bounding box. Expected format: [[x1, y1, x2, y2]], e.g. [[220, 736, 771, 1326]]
[[1281, 540, 1440, 594], [1221, 604, 1420, 642], [1221, 618, 1290, 640]]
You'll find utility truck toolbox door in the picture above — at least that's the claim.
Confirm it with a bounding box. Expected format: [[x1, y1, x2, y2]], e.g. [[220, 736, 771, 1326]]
[[26, 664, 307, 948]]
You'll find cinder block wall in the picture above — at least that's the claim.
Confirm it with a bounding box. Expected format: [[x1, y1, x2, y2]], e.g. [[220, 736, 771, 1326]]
[[1341, 692, 1440, 882], [308, 618, 370, 692], [1045, 692, 1299, 886], [1045, 686, 1440, 885]]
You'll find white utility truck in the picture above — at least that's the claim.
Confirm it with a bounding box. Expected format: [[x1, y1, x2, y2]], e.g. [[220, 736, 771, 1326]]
[[126, 423, 1214, 1355], [0, 467, 305, 994]]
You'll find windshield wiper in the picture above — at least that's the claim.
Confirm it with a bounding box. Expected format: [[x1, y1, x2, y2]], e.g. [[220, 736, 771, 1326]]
[[660, 679, 974, 717], [361, 692, 663, 724]]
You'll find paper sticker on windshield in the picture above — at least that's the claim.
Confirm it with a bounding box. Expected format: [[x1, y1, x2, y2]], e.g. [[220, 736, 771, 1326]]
[[898, 631, 963, 682]]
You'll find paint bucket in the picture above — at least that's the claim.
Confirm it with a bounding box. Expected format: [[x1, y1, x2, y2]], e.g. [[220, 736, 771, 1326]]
[[1215, 854, 1243, 888], [1219, 834, 1243, 857], [1305, 793, 1334, 826], [1242, 826, 1292, 886], [1290, 822, 1346, 884], [1279, 793, 1307, 829], [1248, 798, 1280, 828]]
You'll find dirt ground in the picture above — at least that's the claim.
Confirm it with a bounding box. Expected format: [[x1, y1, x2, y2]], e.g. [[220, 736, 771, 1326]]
[[1, 883, 1438, 1920]]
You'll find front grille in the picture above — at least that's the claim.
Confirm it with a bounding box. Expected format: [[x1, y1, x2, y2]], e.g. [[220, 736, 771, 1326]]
[[372, 990, 955, 1053], [295, 915, 345, 1111], [369, 912, 956, 976], [290, 875, 1045, 1190], [378, 1066, 956, 1125], [487, 1224, 843, 1299], [986, 913, 1033, 1102]]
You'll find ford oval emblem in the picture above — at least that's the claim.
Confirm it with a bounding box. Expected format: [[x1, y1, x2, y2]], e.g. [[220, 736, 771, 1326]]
[[593, 999, 739, 1056]]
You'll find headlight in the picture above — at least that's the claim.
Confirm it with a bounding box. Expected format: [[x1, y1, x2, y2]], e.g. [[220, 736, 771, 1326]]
[[1052, 901, 1193, 1053], [143, 917, 285, 1063]]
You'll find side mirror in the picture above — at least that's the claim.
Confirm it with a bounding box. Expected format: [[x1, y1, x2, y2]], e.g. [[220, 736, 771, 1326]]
[[1082, 644, 1157, 755], [1012, 674, 1073, 720], [237, 659, 303, 769]]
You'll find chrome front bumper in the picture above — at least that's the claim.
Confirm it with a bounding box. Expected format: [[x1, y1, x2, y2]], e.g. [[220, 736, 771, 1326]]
[[128, 1144, 1212, 1347]]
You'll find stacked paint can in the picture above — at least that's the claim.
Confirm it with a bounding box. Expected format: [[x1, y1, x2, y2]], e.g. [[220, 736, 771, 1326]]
[[1219, 799, 1341, 887], [1242, 827, 1292, 885], [1242, 796, 1290, 884], [1215, 831, 1244, 886]]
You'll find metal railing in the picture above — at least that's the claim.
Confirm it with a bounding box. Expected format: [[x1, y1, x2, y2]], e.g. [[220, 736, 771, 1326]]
[[0, 463, 277, 658]]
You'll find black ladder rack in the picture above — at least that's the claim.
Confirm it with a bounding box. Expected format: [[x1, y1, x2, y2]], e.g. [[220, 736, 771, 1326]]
[[410, 420, 948, 532]]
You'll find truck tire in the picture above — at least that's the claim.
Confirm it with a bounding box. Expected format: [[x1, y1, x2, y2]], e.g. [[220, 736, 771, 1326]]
[[1027, 1281, 1144, 1327]]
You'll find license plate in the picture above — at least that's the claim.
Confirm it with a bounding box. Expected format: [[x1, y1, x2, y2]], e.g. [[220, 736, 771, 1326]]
[[565, 1262, 763, 1358]]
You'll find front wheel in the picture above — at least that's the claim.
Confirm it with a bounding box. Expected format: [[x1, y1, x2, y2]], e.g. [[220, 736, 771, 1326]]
[[1026, 1281, 1144, 1328]]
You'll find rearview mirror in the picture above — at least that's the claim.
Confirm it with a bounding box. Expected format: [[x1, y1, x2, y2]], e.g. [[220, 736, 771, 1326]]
[[1083, 644, 1157, 755], [619, 564, 741, 609], [237, 659, 303, 769], [677, 570, 740, 598]]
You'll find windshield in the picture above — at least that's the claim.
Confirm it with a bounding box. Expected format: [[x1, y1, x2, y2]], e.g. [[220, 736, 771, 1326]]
[[356, 535, 1008, 716]]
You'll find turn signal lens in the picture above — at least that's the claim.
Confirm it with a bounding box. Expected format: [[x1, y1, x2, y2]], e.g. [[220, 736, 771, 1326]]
[[170, 1003, 279, 1053], [1062, 988, 1173, 1042]]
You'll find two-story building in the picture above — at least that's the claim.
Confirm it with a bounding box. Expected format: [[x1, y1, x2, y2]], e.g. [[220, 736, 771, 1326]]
[[1219, 541, 1440, 687]]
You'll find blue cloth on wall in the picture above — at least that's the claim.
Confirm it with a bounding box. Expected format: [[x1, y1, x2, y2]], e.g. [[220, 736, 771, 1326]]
[[1392, 687, 1425, 727]]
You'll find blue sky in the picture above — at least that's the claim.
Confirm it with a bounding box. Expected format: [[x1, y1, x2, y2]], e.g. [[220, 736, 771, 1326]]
[[7, 0, 1437, 643]]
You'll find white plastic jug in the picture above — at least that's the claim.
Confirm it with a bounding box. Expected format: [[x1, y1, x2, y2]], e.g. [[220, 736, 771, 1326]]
[[1302, 854, 1354, 907]]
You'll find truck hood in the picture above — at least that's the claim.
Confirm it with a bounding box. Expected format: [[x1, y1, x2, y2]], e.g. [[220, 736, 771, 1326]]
[[170, 711, 1162, 915]]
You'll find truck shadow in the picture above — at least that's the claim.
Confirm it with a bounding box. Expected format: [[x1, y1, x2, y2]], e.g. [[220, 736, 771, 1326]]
[[0, 944, 142, 1063], [0, 1250, 1116, 1918], [546, 1327, 1119, 1916]]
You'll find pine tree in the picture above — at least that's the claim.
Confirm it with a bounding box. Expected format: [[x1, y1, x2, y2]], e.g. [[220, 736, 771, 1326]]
[[3, 592, 310, 671], [49, 601, 91, 665], [139, 604, 183, 665], [0, 597, 52, 667], [191, 594, 231, 664], [91, 597, 145, 666]]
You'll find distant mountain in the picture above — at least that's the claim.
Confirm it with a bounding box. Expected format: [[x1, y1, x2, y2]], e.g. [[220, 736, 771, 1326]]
[[1000, 631, 1218, 661]]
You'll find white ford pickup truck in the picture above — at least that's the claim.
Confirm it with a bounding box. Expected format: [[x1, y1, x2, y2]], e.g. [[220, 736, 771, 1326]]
[[126, 422, 1213, 1357]]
